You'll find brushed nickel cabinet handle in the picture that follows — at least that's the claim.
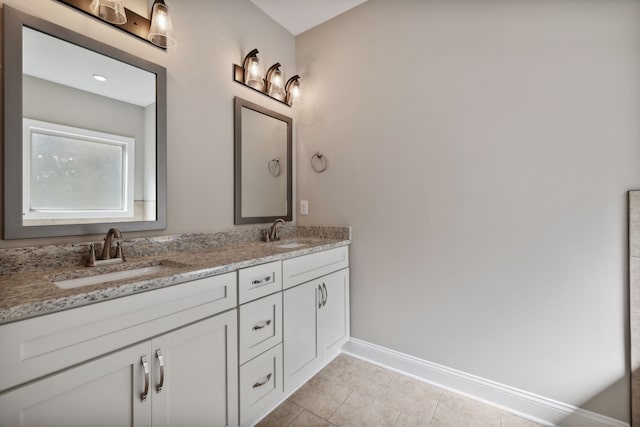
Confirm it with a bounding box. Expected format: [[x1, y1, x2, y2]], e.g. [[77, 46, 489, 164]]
[[252, 274, 273, 286], [155, 349, 165, 393], [252, 320, 272, 331], [322, 283, 328, 307], [318, 285, 323, 309], [140, 355, 150, 401], [252, 373, 273, 388]]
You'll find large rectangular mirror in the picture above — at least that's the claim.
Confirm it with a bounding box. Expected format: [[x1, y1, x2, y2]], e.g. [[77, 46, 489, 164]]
[[234, 97, 292, 224], [4, 6, 167, 239]]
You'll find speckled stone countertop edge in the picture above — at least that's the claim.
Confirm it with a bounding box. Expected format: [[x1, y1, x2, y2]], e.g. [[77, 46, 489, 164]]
[[0, 238, 350, 325]]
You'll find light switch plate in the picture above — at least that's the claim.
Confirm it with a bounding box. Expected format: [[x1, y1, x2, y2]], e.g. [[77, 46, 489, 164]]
[[300, 200, 309, 215]]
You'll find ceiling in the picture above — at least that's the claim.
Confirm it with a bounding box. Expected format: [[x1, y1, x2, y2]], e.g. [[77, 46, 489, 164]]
[[249, 0, 368, 36], [23, 27, 155, 107]]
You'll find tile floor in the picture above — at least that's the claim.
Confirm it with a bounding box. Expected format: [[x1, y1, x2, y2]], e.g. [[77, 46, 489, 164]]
[[257, 354, 543, 427]]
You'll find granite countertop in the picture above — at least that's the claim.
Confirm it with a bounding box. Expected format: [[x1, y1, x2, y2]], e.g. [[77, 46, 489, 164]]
[[0, 228, 351, 325]]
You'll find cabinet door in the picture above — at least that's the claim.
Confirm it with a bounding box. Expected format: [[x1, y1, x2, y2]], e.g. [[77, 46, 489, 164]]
[[151, 310, 238, 427], [0, 342, 151, 427], [319, 268, 350, 360], [283, 281, 322, 393]]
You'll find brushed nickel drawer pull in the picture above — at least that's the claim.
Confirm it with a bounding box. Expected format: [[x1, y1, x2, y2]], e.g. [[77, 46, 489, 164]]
[[155, 349, 165, 393], [318, 285, 323, 309], [252, 320, 272, 331], [140, 355, 150, 401], [252, 275, 273, 286], [253, 373, 272, 388]]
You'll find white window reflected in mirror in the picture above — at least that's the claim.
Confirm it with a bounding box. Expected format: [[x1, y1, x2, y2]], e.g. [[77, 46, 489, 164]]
[[23, 119, 137, 224]]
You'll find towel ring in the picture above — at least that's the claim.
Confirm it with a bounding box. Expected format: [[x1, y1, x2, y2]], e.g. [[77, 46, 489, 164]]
[[268, 158, 281, 177], [311, 152, 327, 173]]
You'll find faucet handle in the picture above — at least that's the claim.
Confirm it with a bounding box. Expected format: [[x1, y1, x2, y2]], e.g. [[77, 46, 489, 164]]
[[262, 229, 270, 242], [115, 241, 125, 261], [87, 243, 97, 267]]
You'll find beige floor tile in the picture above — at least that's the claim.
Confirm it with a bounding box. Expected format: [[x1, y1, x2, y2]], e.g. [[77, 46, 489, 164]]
[[260, 356, 544, 427], [379, 374, 442, 419], [393, 411, 432, 427], [377, 387, 440, 420], [334, 359, 394, 399], [256, 399, 303, 427], [431, 393, 500, 427], [290, 376, 351, 419], [314, 354, 354, 382], [329, 390, 401, 427], [288, 409, 336, 427], [499, 413, 544, 427]]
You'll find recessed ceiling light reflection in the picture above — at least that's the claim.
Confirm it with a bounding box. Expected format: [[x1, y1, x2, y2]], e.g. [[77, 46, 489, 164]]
[[93, 74, 108, 82]]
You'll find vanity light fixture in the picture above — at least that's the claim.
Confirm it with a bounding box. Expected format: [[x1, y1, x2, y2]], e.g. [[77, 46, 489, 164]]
[[285, 75, 300, 106], [148, 0, 177, 49], [233, 50, 301, 107], [56, 0, 177, 50], [90, 0, 127, 25], [266, 63, 285, 99]]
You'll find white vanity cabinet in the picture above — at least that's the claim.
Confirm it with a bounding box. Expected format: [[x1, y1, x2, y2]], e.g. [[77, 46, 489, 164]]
[[282, 247, 350, 393], [0, 242, 351, 427], [0, 273, 239, 427]]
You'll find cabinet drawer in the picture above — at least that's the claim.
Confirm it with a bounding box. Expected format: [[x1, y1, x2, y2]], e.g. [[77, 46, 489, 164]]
[[238, 261, 282, 304], [0, 272, 237, 392], [239, 293, 282, 364], [240, 344, 283, 426], [282, 246, 349, 289]]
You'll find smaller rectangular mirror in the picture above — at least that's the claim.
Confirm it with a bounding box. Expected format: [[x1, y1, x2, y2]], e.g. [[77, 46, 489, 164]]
[[234, 97, 292, 224]]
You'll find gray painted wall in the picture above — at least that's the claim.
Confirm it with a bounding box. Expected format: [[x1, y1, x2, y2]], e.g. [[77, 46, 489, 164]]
[[296, 0, 640, 422]]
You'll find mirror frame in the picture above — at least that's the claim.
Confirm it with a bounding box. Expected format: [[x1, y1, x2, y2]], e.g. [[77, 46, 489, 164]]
[[234, 97, 292, 225], [3, 6, 167, 239]]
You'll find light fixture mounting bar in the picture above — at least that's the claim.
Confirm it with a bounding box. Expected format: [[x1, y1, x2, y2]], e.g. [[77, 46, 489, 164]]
[[56, 0, 165, 50], [233, 64, 291, 107]]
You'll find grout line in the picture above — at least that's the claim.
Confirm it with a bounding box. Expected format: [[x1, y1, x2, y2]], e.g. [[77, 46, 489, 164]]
[[391, 410, 402, 426], [328, 389, 355, 421], [282, 402, 304, 427], [429, 392, 443, 424], [285, 409, 303, 427]]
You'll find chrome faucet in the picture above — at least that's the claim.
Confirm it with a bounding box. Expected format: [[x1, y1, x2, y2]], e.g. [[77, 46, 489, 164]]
[[268, 218, 286, 241], [87, 228, 125, 266]]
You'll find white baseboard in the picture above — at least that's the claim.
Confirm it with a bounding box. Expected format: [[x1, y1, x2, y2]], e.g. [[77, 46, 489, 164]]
[[342, 338, 629, 427]]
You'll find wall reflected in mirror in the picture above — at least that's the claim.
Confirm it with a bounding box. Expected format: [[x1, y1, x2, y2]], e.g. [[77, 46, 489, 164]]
[[234, 97, 292, 225]]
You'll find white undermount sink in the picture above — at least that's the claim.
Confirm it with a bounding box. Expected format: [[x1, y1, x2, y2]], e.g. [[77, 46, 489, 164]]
[[52, 263, 178, 290], [273, 241, 310, 249]]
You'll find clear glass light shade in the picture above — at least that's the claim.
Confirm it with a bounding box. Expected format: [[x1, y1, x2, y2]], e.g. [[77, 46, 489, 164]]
[[90, 0, 127, 25], [148, 0, 177, 49], [268, 69, 285, 99], [245, 57, 263, 89], [287, 81, 300, 106]]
